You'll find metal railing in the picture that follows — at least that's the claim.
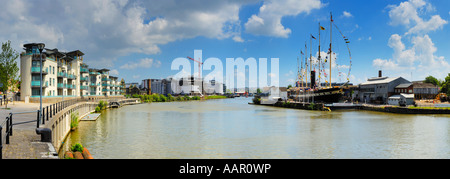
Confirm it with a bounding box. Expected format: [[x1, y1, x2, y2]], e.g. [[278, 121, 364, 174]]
[[1, 96, 127, 159], [1, 110, 39, 159]]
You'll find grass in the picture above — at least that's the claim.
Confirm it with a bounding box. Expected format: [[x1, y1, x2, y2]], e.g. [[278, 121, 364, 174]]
[[205, 95, 227, 99], [408, 106, 450, 110]]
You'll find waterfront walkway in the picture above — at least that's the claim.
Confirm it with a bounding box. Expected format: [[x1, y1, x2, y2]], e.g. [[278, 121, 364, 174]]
[[0, 101, 57, 159]]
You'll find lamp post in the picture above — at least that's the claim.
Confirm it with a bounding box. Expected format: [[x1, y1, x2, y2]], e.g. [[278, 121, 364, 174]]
[[37, 43, 45, 126]]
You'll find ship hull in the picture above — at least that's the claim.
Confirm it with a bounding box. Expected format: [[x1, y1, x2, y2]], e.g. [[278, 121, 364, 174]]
[[293, 87, 344, 103]]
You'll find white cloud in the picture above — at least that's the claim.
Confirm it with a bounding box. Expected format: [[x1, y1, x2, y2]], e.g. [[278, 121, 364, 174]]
[[375, 0, 450, 80], [342, 11, 353, 18], [232, 36, 245, 43], [120, 58, 161, 70], [0, 0, 257, 69], [245, 0, 322, 38], [110, 69, 119, 76], [373, 34, 450, 79], [388, 0, 447, 35]]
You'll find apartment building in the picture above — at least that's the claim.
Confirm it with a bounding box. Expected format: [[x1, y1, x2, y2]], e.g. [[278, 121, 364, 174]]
[[20, 43, 124, 102]]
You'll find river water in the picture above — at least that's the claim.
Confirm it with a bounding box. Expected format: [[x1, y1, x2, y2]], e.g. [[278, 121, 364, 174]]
[[63, 98, 450, 159]]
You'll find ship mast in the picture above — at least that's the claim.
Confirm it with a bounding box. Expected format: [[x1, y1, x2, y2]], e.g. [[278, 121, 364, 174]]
[[318, 22, 321, 88], [329, 12, 333, 88], [305, 42, 308, 89]]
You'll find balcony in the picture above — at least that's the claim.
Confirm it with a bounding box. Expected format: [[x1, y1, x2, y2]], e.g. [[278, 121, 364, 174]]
[[80, 67, 89, 73], [80, 86, 89, 90], [31, 54, 47, 62], [31, 67, 48, 75], [80, 76, 88, 81], [31, 81, 48, 88], [57, 72, 67, 78], [89, 72, 100, 75], [102, 78, 111, 81], [67, 74, 76, 79], [89, 83, 98, 87], [57, 83, 65, 89]]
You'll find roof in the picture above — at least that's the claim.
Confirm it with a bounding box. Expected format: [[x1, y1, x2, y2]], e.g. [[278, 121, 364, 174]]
[[389, 95, 401, 99], [395, 83, 413, 88], [23, 43, 45, 49], [66, 50, 84, 57], [360, 77, 407, 86], [401, 93, 414, 98], [413, 82, 438, 88]]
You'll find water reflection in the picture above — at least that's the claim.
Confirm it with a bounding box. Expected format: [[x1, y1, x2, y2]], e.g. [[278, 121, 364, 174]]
[[63, 98, 450, 159]]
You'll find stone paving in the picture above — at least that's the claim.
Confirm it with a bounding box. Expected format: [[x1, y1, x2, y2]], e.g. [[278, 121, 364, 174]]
[[1, 101, 57, 159]]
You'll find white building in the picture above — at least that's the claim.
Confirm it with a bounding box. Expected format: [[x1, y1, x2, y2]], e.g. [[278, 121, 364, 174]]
[[20, 43, 124, 102]]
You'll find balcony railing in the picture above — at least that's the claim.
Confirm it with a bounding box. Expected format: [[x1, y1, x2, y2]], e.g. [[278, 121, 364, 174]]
[[57, 72, 67, 78], [80, 86, 89, 90], [67, 74, 76, 79], [80, 76, 88, 81], [31, 67, 48, 74], [89, 72, 100, 75], [80, 68, 89, 73], [31, 81, 48, 87]]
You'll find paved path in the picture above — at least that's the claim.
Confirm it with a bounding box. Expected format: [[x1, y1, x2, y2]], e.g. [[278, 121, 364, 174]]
[[1, 101, 57, 159]]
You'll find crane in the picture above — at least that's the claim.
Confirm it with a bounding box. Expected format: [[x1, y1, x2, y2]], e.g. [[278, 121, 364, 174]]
[[187, 56, 204, 97], [187, 56, 203, 79]]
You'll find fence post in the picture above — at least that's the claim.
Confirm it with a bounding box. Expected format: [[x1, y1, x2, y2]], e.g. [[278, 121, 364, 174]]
[[46, 106, 49, 121], [9, 113, 12, 136], [6, 117, 9, 144], [36, 110, 40, 129], [0, 125, 3, 159]]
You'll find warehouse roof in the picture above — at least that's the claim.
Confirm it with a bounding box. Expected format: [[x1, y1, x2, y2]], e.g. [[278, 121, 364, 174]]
[[360, 77, 406, 86]]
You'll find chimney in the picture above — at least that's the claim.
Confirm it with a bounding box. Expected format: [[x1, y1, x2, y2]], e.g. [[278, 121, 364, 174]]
[[378, 70, 382, 78]]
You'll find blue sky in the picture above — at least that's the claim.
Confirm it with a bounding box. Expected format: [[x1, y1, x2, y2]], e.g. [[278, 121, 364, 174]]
[[1, 0, 449, 87]]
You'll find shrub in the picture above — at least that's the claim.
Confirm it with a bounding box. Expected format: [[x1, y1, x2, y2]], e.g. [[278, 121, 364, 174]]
[[98, 100, 107, 110], [160, 94, 167, 102], [70, 112, 79, 129], [71, 143, 84, 153], [308, 103, 315, 110], [95, 106, 101, 113]]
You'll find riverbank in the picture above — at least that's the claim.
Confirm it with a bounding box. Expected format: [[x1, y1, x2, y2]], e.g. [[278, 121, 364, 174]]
[[250, 102, 450, 114], [128, 94, 227, 103]]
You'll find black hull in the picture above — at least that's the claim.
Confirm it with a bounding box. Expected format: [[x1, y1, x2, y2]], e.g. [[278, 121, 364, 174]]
[[294, 87, 343, 103]]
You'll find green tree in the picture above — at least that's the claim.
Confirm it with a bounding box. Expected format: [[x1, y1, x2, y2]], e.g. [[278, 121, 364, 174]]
[[256, 88, 262, 94], [425, 76, 440, 86], [0, 40, 20, 108], [120, 78, 125, 95], [440, 73, 450, 96]]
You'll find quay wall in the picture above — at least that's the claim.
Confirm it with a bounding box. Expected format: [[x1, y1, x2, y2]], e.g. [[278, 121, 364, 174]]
[[42, 98, 141, 152], [362, 105, 450, 114], [251, 102, 450, 114]]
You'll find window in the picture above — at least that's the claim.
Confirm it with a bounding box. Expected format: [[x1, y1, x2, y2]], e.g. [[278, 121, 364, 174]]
[[53, 67, 55, 74], [32, 89, 40, 96]]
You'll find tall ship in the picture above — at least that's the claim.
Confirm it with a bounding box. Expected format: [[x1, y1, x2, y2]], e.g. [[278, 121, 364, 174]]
[[293, 12, 352, 103]]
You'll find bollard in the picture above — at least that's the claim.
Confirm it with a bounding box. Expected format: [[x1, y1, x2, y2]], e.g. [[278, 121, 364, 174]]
[[35, 128, 52, 142]]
